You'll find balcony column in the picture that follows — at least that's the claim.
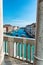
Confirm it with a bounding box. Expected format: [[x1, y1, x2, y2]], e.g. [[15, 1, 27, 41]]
[[0, 0, 4, 65], [8, 38, 14, 57], [34, 0, 43, 65]]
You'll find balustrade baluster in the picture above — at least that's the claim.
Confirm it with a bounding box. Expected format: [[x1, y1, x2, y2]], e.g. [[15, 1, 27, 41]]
[[22, 43, 24, 60], [17, 42, 19, 58], [16, 42, 17, 57], [5, 41, 6, 54], [30, 45, 32, 62], [17, 43, 20, 58], [26, 44, 28, 61], [7, 41, 14, 57], [8, 41, 10, 56]]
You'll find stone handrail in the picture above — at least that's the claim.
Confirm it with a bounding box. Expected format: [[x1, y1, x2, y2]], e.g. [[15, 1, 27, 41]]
[[3, 34, 36, 63], [3, 34, 35, 45]]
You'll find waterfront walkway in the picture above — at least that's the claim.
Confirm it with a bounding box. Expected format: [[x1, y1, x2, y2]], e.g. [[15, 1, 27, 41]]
[[4, 55, 33, 65]]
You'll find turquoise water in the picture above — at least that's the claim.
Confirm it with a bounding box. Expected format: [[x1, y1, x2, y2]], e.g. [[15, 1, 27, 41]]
[[4, 28, 33, 38], [4, 28, 35, 61]]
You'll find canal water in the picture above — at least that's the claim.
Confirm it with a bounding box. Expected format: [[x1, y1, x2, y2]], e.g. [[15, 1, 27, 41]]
[[4, 28, 35, 61]]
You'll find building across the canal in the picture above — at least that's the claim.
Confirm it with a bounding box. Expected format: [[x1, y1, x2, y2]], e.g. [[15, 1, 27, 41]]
[[3, 24, 19, 33], [25, 23, 36, 38], [3, 24, 13, 33]]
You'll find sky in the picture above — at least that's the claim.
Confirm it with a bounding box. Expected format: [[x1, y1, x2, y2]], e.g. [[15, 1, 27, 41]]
[[3, 0, 37, 27]]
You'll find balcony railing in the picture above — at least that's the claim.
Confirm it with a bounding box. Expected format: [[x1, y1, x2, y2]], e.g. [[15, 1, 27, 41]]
[[3, 34, 35, 63]]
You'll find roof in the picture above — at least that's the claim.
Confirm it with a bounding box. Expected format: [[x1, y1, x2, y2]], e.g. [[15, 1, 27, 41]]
[[26, 23, 36, 28], [3, 24, 12, 27]]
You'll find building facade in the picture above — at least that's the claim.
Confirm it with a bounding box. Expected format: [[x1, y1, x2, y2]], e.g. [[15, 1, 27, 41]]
[[13, 26, 19, 31], [25, 23, 36, 38], [3, 24, 13, 33]]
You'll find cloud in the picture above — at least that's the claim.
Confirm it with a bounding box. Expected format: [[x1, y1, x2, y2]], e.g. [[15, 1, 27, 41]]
[[4, 19, 35, 27]]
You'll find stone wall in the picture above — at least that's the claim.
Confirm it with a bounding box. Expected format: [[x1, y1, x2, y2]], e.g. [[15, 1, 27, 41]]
[[0, 0, 4, 65], [34, 0, 43, 65]]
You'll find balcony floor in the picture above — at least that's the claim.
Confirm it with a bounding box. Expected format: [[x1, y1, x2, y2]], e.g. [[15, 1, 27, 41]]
[[4, 55, 33, 65]]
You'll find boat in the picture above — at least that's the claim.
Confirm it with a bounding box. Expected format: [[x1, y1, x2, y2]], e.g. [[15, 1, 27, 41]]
[[21, 34, 26, 37]]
